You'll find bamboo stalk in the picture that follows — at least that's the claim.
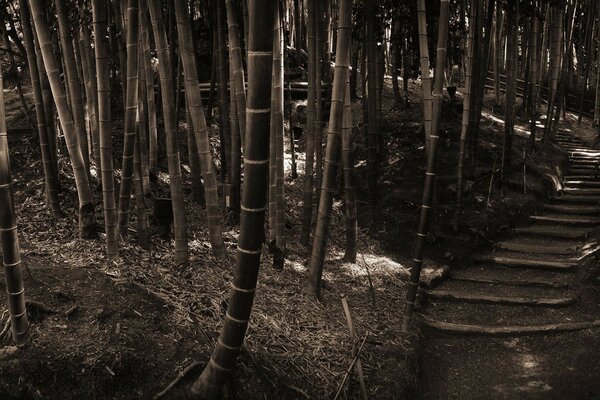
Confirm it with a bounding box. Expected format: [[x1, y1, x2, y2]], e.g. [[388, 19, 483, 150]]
[[148, 0, 188, 263], [92, 0, 119, 259], [117, 0, 140, 235], [417, 0, 432, 147], [274, 2, 286, 268], [342, 58, 357, 262], [402, 0, 450, 332], [140, 4, 158, 176], [0, 56, 30, 347], [19, 0, 62, 217], [190, 0, 274, 396], [30, 0, 96, 238], [56, 0, 89, 173], [456, 0, 478, 218], [174, 0, 225, 257], [302, 0, 317, 246], [307, 0, 352, 297]]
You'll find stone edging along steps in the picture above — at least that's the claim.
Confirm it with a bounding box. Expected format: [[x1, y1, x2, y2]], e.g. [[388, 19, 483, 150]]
[[420, 130, 600, 335]]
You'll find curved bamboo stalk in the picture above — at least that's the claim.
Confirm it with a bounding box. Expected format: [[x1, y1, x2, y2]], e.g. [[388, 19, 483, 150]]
[[30, 0, 95, 238], [174, 0, 225, 257], [402, 0, 450, 332], [92, 0, 119, 259], [189, 0, 274, 396], [56, 0, 89, 173], [117, 0, 140, 235], [301, 0, 317, 245], [19, 0, 61, 217], [307, 0, 352, 297], [0, 58, 30, 347], [148, 0, 188, 263]]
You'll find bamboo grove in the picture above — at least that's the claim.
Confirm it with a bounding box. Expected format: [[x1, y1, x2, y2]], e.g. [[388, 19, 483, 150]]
[[1, 0, 600, 397]]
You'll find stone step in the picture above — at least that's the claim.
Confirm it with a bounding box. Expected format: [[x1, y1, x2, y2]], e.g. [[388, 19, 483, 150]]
[[514, 224, 591, 239], [563, 180, 600, 188], [494, 240, 579, 255], [550, 194, 600, 204], [563, 175, 600, 181], [530, 213, 600, 225], [562, 187, 600, 195], [541, 203, 600, 214], [427, 290, 575, 306], [473, 252, 578, 269], [421, 316, 600, 336], [451, 265, 573, 288]]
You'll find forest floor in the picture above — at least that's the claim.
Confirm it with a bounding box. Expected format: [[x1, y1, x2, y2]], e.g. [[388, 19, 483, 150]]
[[1, 73, 599, 400]]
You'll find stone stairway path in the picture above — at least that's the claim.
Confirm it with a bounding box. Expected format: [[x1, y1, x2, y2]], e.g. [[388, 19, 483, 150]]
[[417, 130, 600, 399]]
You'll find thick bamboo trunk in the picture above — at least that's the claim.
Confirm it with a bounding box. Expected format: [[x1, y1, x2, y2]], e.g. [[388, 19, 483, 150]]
[[174, 0, 225, 257], [30, 0, 95, 238], [148, 0, 188, 263], [307, 0, 351, 297], [56, 0, 89, 173], [190, 0, 274, 396], [0, 56, 31, 348], [19, 0, 61, 217], [301, 0, 316, 246], [92, 0, 119, 259], [403, 0, 450, 332], [117, 0, 140, 235]]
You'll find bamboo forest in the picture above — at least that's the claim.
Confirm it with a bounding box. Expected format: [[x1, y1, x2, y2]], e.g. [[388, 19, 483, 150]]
[[2, 0, 600, 398]]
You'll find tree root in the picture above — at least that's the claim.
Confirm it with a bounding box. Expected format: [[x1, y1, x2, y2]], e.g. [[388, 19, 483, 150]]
[[153, 361, 202, 399]]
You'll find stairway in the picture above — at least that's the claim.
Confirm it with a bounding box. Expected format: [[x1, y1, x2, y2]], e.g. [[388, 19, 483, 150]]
[[422, 130, 600, 335]]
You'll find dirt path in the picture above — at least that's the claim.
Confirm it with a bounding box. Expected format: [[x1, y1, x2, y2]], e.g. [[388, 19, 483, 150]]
[[417, 130, 600, 399]]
